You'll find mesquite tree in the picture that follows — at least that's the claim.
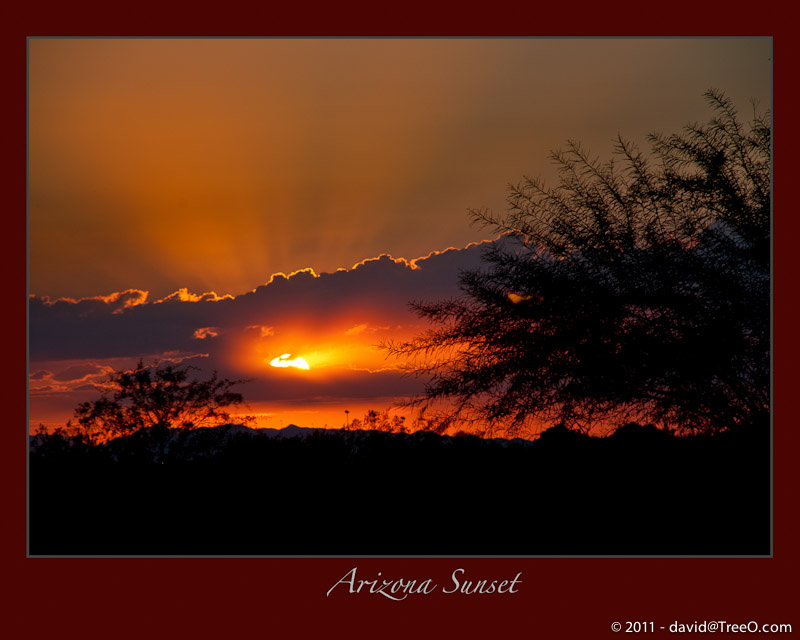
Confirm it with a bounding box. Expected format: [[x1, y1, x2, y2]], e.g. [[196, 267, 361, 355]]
[[384, 91, 770, 437], [74, 360, 251, 443]]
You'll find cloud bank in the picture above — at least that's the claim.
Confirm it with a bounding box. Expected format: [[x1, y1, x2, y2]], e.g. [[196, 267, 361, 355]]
[[29, 239, 502, 427]]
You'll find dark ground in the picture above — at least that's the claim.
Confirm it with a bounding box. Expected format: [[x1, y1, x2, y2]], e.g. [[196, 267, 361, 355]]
[[29, 423, 770, 556]]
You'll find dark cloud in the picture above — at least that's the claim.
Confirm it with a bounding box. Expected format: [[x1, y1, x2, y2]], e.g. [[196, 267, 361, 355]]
[[73, 384, 104, 392], [29, 384, 68, 395], [29, 239, 497, 361], [51, 363, 111, 383], [232, 364, 424, 405], [33, 289, 149, 314]]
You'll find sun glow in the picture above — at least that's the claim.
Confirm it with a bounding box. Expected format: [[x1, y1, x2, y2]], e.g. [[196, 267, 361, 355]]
[[269, 353, 310, 370]]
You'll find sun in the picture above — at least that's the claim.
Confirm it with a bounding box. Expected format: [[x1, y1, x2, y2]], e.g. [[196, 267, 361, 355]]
[[269, 353, 310, 370]]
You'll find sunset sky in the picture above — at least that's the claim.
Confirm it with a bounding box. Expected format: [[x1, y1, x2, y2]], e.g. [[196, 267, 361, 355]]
[[28, 38, 771, 432]]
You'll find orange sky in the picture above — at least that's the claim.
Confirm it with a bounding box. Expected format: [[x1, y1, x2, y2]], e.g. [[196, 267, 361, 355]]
[[29, 38, 771, 301], [28, 38, 771, 433]]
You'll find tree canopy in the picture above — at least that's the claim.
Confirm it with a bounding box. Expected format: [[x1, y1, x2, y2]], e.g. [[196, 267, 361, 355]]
[[384, 90, 770, 437], [73, 360, 251, 443]]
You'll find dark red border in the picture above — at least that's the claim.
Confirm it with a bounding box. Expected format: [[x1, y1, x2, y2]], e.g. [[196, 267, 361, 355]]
[[5, 4, 795, 639]]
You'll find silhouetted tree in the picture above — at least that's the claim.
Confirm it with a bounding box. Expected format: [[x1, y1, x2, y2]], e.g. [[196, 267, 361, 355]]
[[343, 410, 408, 433], [384, 91, 770, 437], [367, 410, 407, 433], [73, 360, 252, 444]]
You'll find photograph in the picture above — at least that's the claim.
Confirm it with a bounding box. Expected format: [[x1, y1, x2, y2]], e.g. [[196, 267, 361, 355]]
[[27, 37, 771, 558]]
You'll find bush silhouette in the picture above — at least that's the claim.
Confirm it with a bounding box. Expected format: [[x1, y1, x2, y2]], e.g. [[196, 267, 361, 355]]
[[72, 359, 251, 445]]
